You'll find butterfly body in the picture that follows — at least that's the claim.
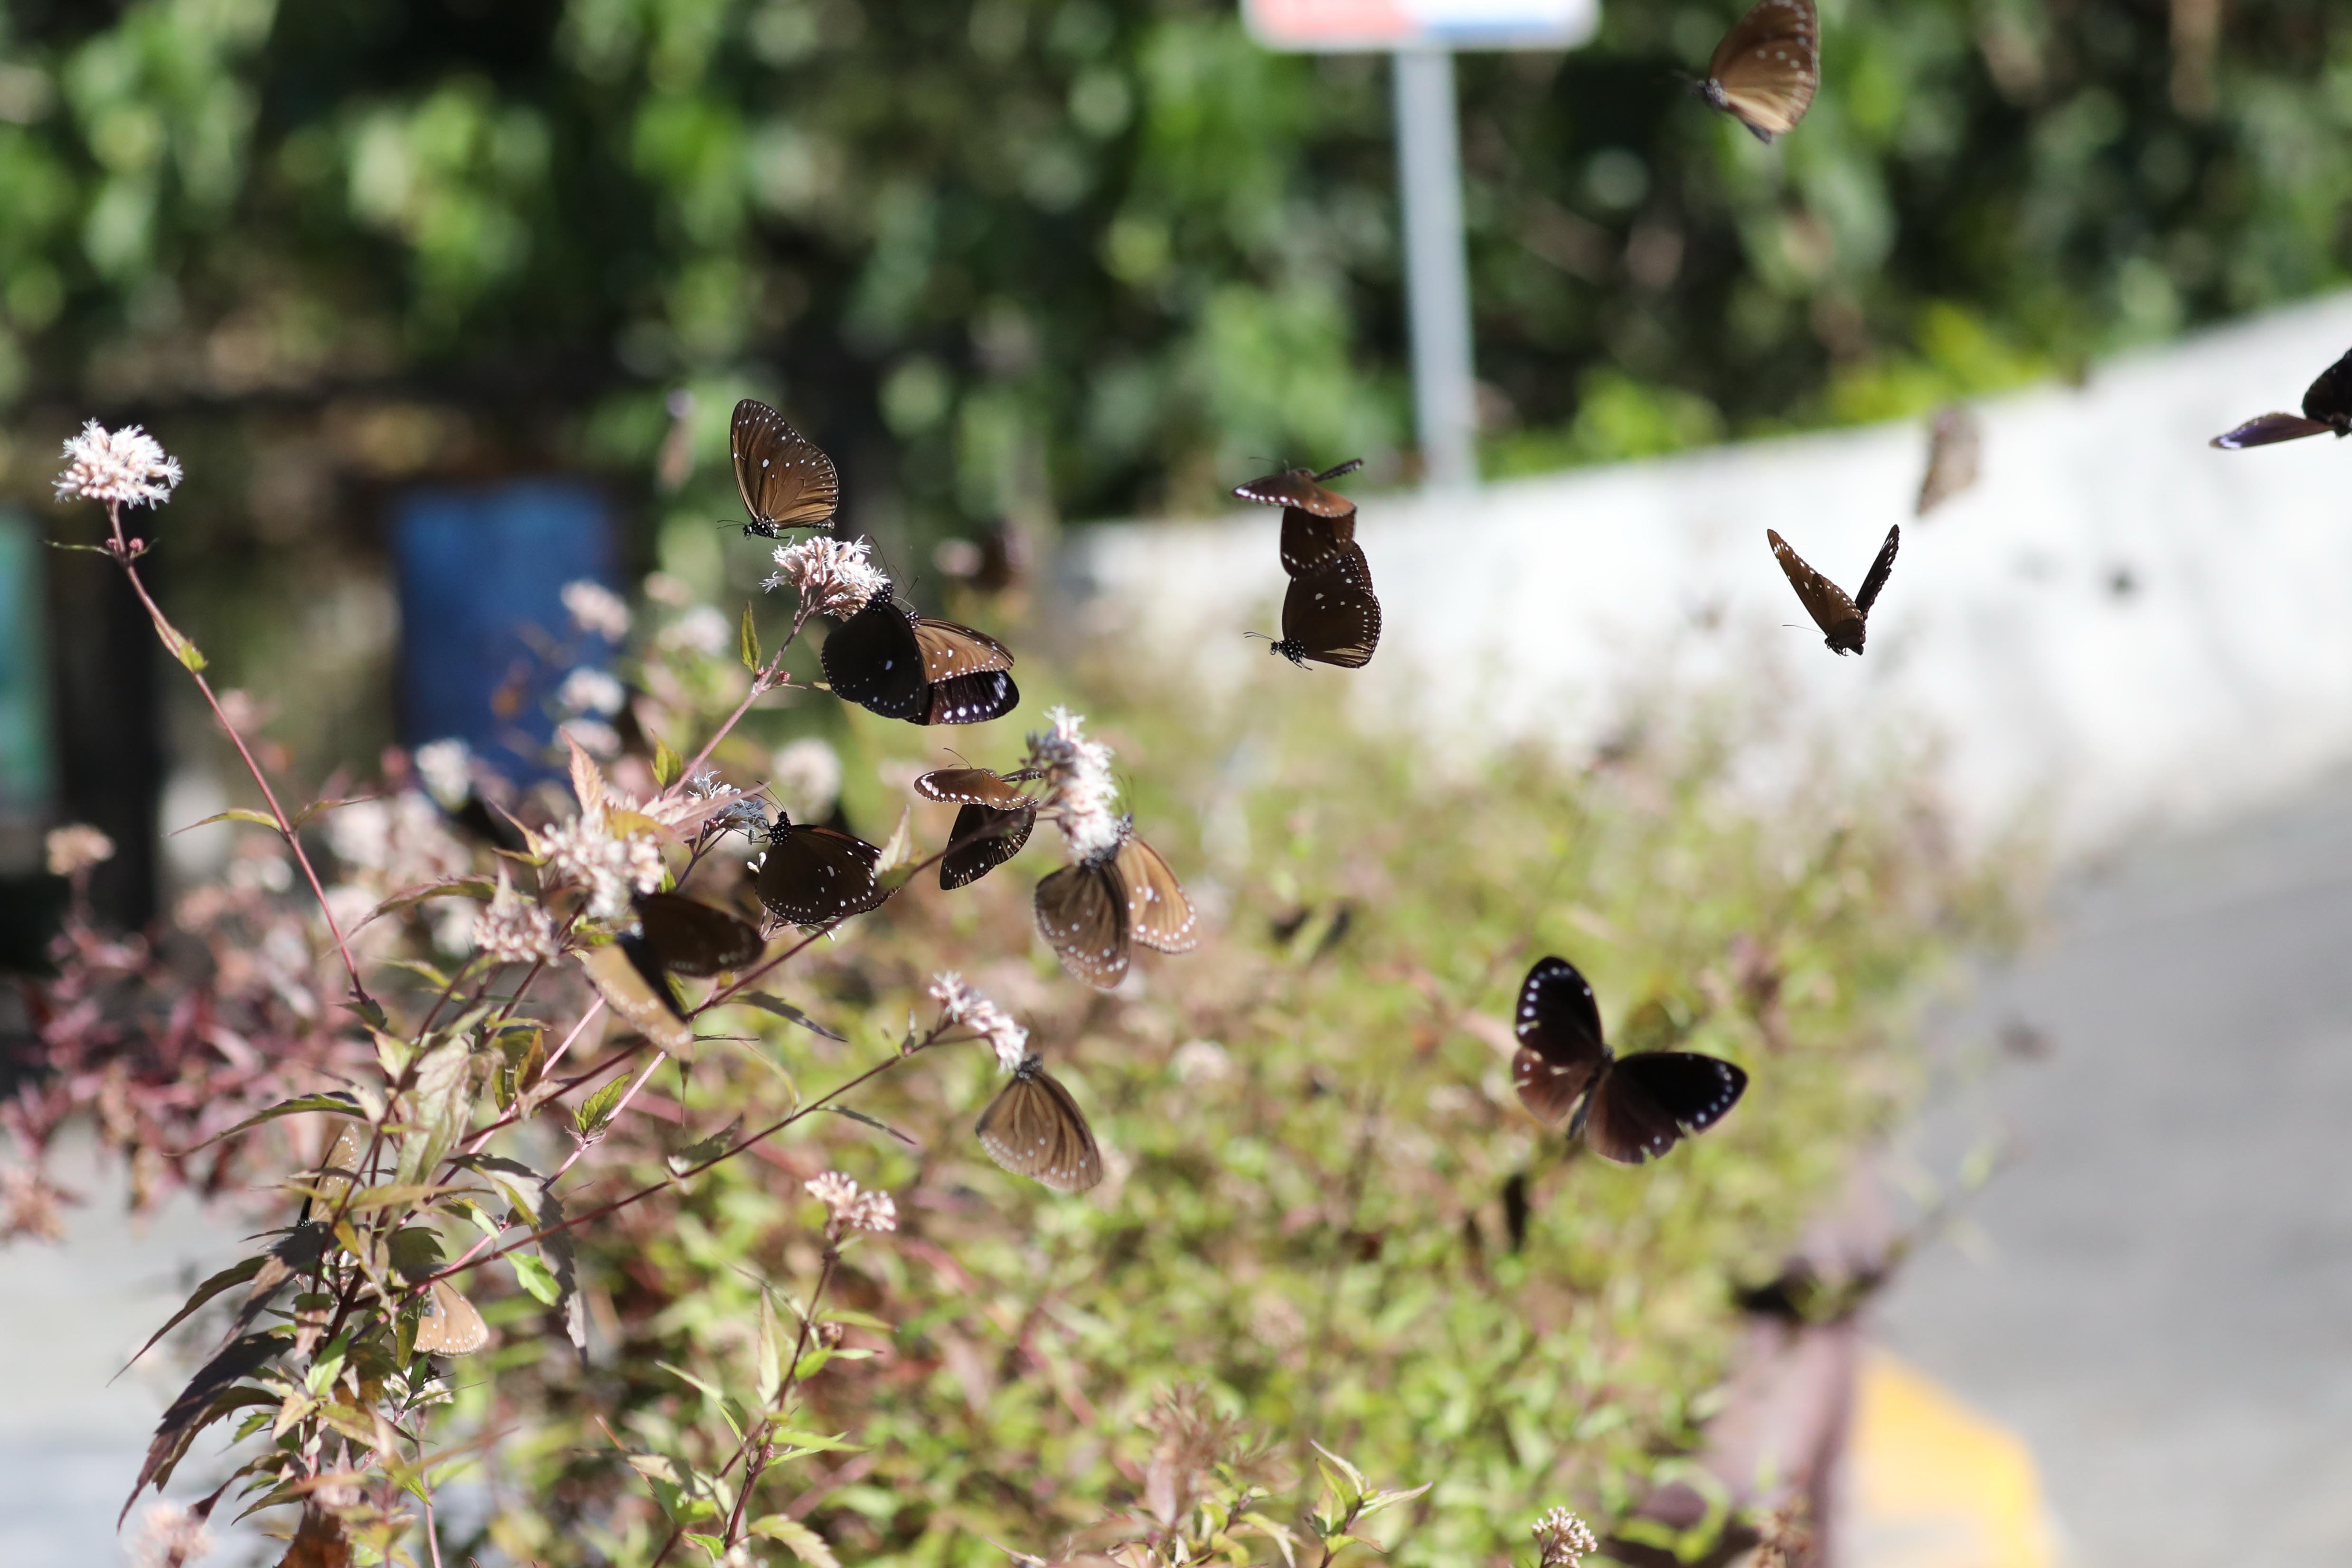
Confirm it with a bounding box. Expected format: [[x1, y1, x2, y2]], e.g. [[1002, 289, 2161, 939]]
[[730, 398, 839, 536], [1272, 542, 1382, 668], [822, 589, 1020, 726], [754, 811, 887, 927], [1767, 524, 1898, 656], [2211, 347, 2352, 449], [1700, 0, 1819, 143], [976, 1053, 1103, 1192], [1510, 955, 1747, 1164]]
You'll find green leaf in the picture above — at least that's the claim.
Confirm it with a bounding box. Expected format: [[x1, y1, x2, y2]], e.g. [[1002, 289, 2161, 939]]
[[756, 1291, 784, 1401], [748, 1515, 841, 1568], [191, 1091, 361, 1149], [576, 1075, 630, 1138], [509, 1252, 562, 1305], [653, 733, 684, 788], [368, 876, 498, 921], [1309, 1441, 1367, 1509], [740, 601, 761, 670], [1355, 1482, 1432, 1519], [42, 539, 114, 554], [819, 1104, 915, 1145], [666, 1118, 742, 1175], [735, 992, 846, 1042], [151, 610, 206, 671], [168, 808, 279, 836], [116, 1255, 266, 1376], [791, 1346, 832, 1381], [658, 1362, 746, 1439], [395, 1035, 476, 1187]]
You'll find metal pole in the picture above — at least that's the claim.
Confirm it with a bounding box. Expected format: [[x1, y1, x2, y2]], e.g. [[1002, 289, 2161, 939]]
[[1391, 47, 1478, 491]]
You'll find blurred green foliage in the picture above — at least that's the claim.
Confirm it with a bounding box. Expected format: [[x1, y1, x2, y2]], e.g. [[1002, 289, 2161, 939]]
[[4, 0, 2352, 541]]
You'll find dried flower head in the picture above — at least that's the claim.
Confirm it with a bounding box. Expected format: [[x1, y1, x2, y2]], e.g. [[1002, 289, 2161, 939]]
[[1751, 1499, 1813, 1568], [771, 736, 844, 821], [804, 1170, 898, 1236], [562, 579, 632, 642], [929, 972, 1030, 1072], [413, 737, 474, 811], [764, 535, 889, 619], [54, 420, 182, 509], [556, 666, 627, 717], [45, 823, 116, 878], [475, 871, 564, 965], [1024, 706, 1121, 862], [130, 1500, 214, 1568], [1533, 1507, 1599, 1568], [538, 815, 664, 921], [0, 1164, 73, 1243]]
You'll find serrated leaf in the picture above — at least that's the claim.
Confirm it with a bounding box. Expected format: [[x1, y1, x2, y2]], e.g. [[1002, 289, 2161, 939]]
[[575, 1076, 630, 1138], [749, 1516, 840, 1568], [735, 992, 845, 1042], [740, 601, 761, 670], [509, 1252, 562, 1306], [653, 733, 684, 788], [368, 876, 498, 922], [169, 807, 279, 836], [123, 1333, 281, 1522], [1309, 1442, 1367, 1507], [667, 1118, 742, 1176], [395, 1036, 476, 1187], [567, 731, 606, 817], [189, 1091, 360, 1150]]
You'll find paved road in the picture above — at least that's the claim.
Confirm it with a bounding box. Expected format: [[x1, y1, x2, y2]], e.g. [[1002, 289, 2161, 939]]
[[1879, 783, 2352, 1566]]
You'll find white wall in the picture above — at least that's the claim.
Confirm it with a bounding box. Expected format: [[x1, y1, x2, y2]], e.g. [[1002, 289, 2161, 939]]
[[1063, 291, 2352, 856]]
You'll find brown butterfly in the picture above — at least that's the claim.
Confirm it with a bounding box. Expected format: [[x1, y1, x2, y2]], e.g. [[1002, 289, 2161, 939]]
[[754, 811, 887, 927], [1915, 404, 1982, 516], [578, 942, 696, 1053], [1232, 458, 1363, 517], [1699, 0, 1819, 143], [731, 398, 840, 538], [1767, 524, 1898, 656], [414, 1277, 490, 1356], [636, 891, 764, 976], [821, 587, 1019, 726], [915, 766, 1038, 890], [2211, 347, 2352, 449], [1511, 956, 1747, 1164], [1033, 822, 1197, 989], [976, 1053, 1103, 1192], [1268, 543, 1382, 669]]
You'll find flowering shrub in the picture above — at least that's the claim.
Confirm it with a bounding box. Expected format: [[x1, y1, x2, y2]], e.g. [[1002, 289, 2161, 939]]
[[6, 424, 2009, 1567]]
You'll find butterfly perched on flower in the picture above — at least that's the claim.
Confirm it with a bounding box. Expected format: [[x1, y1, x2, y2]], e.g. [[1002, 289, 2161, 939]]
[[753, 810, 887, 927], [914, 766, 1038, 890], [729, 398, 839, 538], [1697, 0, 1819, 143], [1510, 955, 1747, 1164], [976, 1052, 1103, 1192], [821, 584, 1020, 726], [1767, 524, 1899, 656], [2211, 346, 2352, 449], [1033, 819, 1196, 989]]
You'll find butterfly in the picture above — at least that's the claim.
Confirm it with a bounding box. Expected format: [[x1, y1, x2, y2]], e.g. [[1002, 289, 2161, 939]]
[[915, 766, 1038, 890], [1767, 524, 1898, 656], [820, 587, 1020, 726], [730, 398, 840, 537], [1268, 543, 1382, 669], [1232, 458, 1363, 517], [578, 941, 696, 1053], [1033, 823, 1198, 990], [1510, 955, 1748, 1164], [635, 890, 765, 976], [1915, 404, 1982, 516], [1698, 0, 1819, 143], [753, 810, 887, 927], [413, 1278, 489, 1356], [976, 1052, 1103, 1192], [2210, 347, 2352, 449]]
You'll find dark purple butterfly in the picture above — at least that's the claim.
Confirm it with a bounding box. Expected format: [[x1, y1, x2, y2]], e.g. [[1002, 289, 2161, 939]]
[[1511, 955, 1747, 1164], [1267, 543, 1381, 669], [821, 586, 1019, 726], [2211, 347, 2352, 449]]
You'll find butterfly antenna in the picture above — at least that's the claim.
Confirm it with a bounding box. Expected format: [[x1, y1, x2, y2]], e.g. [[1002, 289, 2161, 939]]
[[1242, 630, 1273, 642]]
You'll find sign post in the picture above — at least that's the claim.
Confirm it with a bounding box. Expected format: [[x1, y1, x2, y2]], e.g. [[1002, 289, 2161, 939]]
[[1243, 0, 1601, 491]]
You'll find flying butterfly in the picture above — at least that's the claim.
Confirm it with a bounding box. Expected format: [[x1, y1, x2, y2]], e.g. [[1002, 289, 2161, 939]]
[[1699, 0, 1819, 143], [1767, 524, 1899, 656], [1032, 823, 1197, 990], [754, 811, 887, 927], [821, 586, 1020, 726], [578, 941, 696, 1053], [730, 398, 840, 537], [1915, 403, 1982, 516], [1232, 457, 1364, 518], [976, 1052, 1103, 1192], [2210, 346, 2352, 449], [915, 766, 1039, 890], [1510, 955, 1748, 1164], [413, 1278, 489, 1356], [1264, 543, 1382, 669]]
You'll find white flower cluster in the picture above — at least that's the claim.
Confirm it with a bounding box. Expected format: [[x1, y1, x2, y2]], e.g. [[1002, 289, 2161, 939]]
[[557, 666, 627, 717], [656, 603, 732, 658], [129, 1500, 214, 1568], [1533, 1507, 1599, 1568], [763, 535, 888, 619], [537, 815, 664, 920], [45, 823, 116, 878], [1024, 706, 1122, 862], [771, 736, 843, 822], [412, 737, 474, 811], [474, 872, 564, 965], [54, 420, 182, 509], [804, 1170, 899, 1234], [928, 972, 1029, 1072], [327, 792, 471, 891], [562, 579, 631, 641]]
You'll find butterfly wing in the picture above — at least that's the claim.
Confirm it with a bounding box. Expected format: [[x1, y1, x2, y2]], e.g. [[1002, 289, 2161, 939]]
[[1915, 404, 1982, 516], [1581, 1052, 1748, 1164], [755, 823, 886, 926], [941, 803, 1035, 890], [976, 1060, 1104, 1192], [732, 399, 839, 532], [911, 618, 1014, 680], [1233, 466, 1357, 516], [414, 1278, 489, 1356], [2212, 412, 2334, 449], [1279, 506, 1359, 578], [914, 767, 1035, 807], [1853, 523, 1900, 618], [1766, 529, 1865, 651], [821, 598, 929, 719], [1116, 836, 1197, 953], [1034, 857, 1130, 989], [1704, 0, 1819, 142], [921, 668, 1021, 726], [636, 891, 764, 977], [2301, 347, 2352, 428], [1512, 955, 1609, 1126], [578, 942, 695, 1052], [1279, 545, 1382, 668]]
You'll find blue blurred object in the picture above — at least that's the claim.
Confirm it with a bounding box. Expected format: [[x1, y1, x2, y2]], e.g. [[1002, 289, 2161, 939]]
[[0, 511, 53, 842], [391, 480, 618, 782]]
